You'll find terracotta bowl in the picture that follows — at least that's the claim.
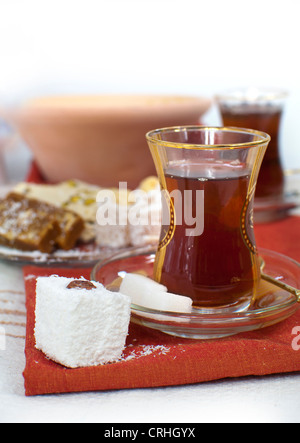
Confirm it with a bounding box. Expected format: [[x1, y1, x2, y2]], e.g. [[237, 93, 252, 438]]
[[8, 95, 211, 188]]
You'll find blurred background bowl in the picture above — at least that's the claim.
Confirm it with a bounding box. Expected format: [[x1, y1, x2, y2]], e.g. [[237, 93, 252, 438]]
[[6, 95, 211, 188]]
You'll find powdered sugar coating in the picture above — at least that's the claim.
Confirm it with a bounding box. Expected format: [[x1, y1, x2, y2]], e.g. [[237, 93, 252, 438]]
[[34, 275, 131, 368]]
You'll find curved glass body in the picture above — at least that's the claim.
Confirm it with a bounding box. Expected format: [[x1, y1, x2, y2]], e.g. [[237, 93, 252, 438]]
[[146, 126, 270, 310]]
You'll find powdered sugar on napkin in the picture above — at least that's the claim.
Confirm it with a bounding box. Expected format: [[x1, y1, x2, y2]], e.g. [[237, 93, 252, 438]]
[[121, 344, 171, 361]]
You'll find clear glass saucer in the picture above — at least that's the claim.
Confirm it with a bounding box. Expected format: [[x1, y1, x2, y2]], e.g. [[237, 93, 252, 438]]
[[91, 245, 300, 340]]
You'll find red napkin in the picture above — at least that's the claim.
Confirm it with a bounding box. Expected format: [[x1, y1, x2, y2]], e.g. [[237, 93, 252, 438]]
[[26, 160, 46, 184], [23, 216, 300, 396]]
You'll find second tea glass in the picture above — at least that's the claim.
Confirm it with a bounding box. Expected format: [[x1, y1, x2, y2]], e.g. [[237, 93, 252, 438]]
[[216, 88, 288, 221]]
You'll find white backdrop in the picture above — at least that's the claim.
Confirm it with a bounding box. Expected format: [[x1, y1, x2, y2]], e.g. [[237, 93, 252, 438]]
[[1, 0, 300, 170]]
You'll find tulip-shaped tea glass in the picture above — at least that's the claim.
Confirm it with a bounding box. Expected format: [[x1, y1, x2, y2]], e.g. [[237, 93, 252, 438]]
[[146, 126, 270, 312]]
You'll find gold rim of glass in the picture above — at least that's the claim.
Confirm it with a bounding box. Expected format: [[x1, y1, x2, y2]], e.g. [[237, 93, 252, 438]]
[[146, 125, 271, 150]]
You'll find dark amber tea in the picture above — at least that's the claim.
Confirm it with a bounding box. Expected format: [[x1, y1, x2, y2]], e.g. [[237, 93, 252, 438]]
[[221, 108, 284, 200], [156, 163, 260, 308]]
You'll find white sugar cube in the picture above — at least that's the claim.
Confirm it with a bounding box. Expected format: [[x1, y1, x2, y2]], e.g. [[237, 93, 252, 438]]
[[120, 273, 193, 313], [120, 273, 168, 298], [34, 275, 131, 368]]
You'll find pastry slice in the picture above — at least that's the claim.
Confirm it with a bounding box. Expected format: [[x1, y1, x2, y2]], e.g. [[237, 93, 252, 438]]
[[0, 194, 61, 253], [7, 193, 84, 251]]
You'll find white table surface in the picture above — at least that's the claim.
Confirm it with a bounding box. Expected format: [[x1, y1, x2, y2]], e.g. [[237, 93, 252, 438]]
[[1, 142, 300, 424]]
